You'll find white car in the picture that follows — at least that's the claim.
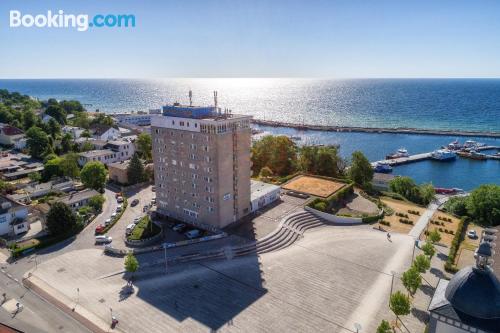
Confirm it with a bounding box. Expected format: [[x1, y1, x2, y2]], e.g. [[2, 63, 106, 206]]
[[111, 212, 117, 218], [116, 205, 123, 212], [104, 218, 112, 226], [117, 196, 124, 203], [95, 235, 112, 244], [126, 224, 136, 235], [467, 230, 477, 239], [133, 217, 141, 224], [185, 229, 201, 239]]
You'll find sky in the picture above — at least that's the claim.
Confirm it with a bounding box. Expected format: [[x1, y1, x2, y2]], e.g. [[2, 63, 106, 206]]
[[1, 0, 500, 78]]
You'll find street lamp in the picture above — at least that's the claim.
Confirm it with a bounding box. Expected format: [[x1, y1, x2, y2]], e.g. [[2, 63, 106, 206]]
[[354, 322, 362, 333], [163, 243, 168, 274]]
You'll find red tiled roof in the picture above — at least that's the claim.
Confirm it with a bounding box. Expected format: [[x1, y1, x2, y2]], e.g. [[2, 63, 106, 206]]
[[1, 125, 24, 136]]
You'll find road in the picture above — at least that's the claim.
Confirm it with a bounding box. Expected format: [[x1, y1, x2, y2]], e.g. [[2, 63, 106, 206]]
[[0, 269, 89, 333]]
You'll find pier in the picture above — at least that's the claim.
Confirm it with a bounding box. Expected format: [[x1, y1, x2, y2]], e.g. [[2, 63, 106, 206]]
[[251, 119, 500, 138], [371, 146, 500, 167]]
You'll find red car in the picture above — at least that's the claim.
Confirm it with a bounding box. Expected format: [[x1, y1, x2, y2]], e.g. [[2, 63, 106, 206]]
[[95, 224, 105, 234]]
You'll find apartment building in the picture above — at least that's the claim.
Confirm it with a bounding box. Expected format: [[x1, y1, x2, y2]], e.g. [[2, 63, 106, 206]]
[[152, 101, 252, 229]]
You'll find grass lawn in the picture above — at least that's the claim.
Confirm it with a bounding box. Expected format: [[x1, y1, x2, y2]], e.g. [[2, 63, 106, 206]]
[[128, 216, 161, 241], [379, 197, 425, 234], [282, 175, 345, 198]]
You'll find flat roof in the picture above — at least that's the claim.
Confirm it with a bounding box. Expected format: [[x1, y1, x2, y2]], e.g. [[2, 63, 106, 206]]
[[250, 180, 280, 201], [59, 189, 100, 205], [373, 173, 396, 182], [79, 149, 113, 158]]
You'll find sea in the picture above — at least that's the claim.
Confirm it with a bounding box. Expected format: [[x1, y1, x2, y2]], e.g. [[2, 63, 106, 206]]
[[0, 78, 499, 190]]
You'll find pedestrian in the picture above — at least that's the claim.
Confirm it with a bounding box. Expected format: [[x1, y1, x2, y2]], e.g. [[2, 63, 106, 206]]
[[387, 232, 391, 242]]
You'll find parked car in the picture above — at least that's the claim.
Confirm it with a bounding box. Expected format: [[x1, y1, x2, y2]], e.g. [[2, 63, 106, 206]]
[[184, 229, 201, 239], [151, 198, 156, 205], [117, 196, 124, 203], [143, 205, 149, 212], [95, 235, 112, 244], [133, 217, 141, 224], [173, 223, 186, 232], [131, 199, 139, 207], [116, 205, 123, 212], [151, 186, 156, 192], [467, 230, 477, 239], [126, 224, 136, 235], [111, 212, 117, 218], [115, 192, 122, 198], [95, 224, 105, 234], [104, 218, 112, 226]]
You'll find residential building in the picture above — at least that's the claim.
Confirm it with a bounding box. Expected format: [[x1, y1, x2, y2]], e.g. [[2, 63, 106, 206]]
[[372, 173, 396, 191], [74, 138, 107, 150], [0, 195, 29, 236], [89, 124, 120, 141], [57, 189, 100, 211], [78, 149, 117, 167], [7, 178, 77, 204], [250, 180, 281, 212], [152, 98, 252, 229], [104, 140, 135, 160], [1, 162, 44, 181], [109, 160, 152, 185], [0, 124, 26, 149], [62, 125, 85, 139], [41, 114, 55, 124], [112, 113, 152, 126]]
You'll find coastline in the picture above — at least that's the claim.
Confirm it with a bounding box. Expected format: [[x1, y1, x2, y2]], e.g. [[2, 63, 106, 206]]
[[251, 119, 500, 138]]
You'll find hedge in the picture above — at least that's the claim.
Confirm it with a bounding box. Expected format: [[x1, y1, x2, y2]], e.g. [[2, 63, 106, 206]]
[[362, 212, 384, 223], [444, 217, 469, 273], [101, 196, 128, 234], [306, 182, 354, 211]]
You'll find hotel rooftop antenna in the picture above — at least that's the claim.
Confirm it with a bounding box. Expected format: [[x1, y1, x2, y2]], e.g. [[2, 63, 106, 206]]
[[189, 90, 193, 107], [213, 91, 219, 115]]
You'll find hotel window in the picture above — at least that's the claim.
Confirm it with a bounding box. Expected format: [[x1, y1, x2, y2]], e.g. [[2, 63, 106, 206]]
[[190, 154, 196, 160], [205, 156, 212, 162], [204, 176, 212, 183], [189, 163, 196, 169], [172, 120, 175, 125], [190, 144, 197, 150], [208, 206, 214, 213], [172, 159, 177, 165]]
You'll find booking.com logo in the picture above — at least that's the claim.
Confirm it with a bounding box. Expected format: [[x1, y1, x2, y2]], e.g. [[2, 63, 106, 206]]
[[9, 10, 135, 32]]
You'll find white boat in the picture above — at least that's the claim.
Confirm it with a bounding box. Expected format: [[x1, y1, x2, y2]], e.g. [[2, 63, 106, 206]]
[[386, 148, 409, 159], [431, 149, 457, 161]]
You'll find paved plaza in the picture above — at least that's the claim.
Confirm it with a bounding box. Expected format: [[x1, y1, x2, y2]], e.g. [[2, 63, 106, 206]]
[[25, 223, 428, 333]]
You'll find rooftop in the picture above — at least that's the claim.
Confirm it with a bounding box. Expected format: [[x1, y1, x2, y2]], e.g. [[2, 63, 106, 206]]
[[373, 173, 396, 182], [109, 160, 130, 170], [161, 103, 250, 121], [0, 124, 24, 136], [250, 180, 280, 201], [79, 149, 114, 158], [58, 189, 100, 205]]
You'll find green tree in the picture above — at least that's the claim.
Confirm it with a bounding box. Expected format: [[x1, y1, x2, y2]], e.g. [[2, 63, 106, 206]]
[[349, 150, 374, 187], [80, 141, 94, 152], [298, 145, 345, 177], [22, 109, 38, 130], [61, 153, 81, 179], [251, 135, 297, 176], [42, 157, 64, 181], [136, 133, 152, 160], [47, 118, 61, 138], [127, 153, 146, 185], [60, 100, 84, 114], [443, 196, 468, 217], [46, 202, 77, 236], [259, 166, 274, 179], [413, 254, 431, 273], [376, 320, 392, 333], [389, 291, 411, 325], [28, 172, 41, 183], [88, 195, 105, 213], [389, 176, 422, 204], [91, 113, 114, 126], [466, 184, 500, 226], [61, 133, 73, 153], [124, 253, 139, 283], [428, 229, 441, 244], [421, 242, 436, 259], [26, 126, 50, 158], [80, 161, 107, 191], [419, 183, 435, 205], [45, 104, 66, 124], [401, 266, 422, 296]]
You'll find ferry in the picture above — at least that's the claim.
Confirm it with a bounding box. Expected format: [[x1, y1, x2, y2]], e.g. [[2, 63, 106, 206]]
[[373, 162, 393, 173], [385, 148, 409, 160], [463, 140, 486, 149], [431, 149, 457, 161]]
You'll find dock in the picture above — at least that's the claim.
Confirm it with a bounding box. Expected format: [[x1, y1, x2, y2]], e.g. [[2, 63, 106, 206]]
[[372, 146, 500, 167]]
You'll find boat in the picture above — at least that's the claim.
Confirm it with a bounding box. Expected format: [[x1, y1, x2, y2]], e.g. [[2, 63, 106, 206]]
[[457, 150, 487, 160], [290, 135, 302, 141], [385, 148, 409, 160], [463, 140, 484, 149], [373, 162, 393, 173], [431, 149, 457, 161], [446, 140, 462, 150], [435, 187, 465, 195]]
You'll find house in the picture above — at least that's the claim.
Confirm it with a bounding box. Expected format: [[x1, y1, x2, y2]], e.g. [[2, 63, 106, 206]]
[[0, 124, 26, 149], [90, 124, 120, 141], [108, 161, 129, 185], [7, 178, 77, 204], [74, 138, 107, 150], [0, 195, 29, 236], [372, 173, 396, 191], [104, 140, 135, 161], [57, 189, 100, 211], [62, 126, 85, 139], [41, 114, 55, 124], [78, 149, 118, 166], [250, 180, 281, 212]]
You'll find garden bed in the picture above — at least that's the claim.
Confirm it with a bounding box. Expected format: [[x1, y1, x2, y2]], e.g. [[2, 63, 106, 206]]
[[128, 216, 161, 241]]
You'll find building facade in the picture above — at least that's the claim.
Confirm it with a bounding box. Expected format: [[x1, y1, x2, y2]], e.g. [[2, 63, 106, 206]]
[[0, 196, 29, 236], [152, 103, 252, 229]]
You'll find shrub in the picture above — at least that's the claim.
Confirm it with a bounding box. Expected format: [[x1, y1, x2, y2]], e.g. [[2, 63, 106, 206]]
[[445, 217, 468, 272], [313, 201, 327, 212], [380, 220, 391, 226]]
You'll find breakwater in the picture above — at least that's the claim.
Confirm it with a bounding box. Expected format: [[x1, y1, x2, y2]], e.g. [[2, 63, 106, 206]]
[[251, 119, 500, 139]]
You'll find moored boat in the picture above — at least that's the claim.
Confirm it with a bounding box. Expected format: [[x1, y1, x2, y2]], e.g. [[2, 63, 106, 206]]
[[431, 149, 457, 161], [386, 148, 409, 159], [457, 150, 487, 160], [373, 162, 393, 173]]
